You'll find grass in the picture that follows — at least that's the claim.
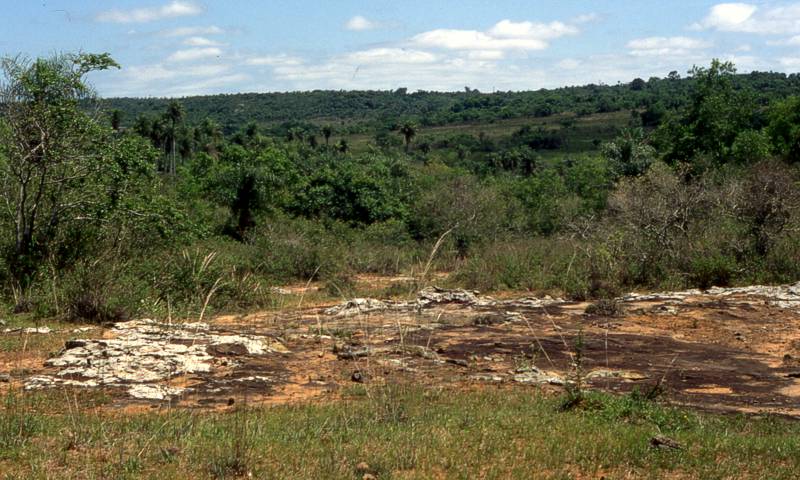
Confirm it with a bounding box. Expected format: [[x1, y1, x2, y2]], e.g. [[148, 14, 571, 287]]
[[342, 110, 631, 154], [1, 385, 799, 479]]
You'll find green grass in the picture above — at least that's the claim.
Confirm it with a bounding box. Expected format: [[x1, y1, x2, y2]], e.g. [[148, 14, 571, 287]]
[[1, 385, 799, 479], [343, 110, 631, 154]]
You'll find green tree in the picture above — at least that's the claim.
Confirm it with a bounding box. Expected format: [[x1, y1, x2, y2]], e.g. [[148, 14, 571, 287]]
[[0, 53, 162, 286], [730, 129, 771, 164], [165, 100, 184, 175], [398, 121, 417, 152], [110, 109, 123, 131], [657, 60, 756, 164], [321, 125, 332, 146], [767, 96, 800, 162], [197, 118, 223, 157], [601, 127, 656, 177]]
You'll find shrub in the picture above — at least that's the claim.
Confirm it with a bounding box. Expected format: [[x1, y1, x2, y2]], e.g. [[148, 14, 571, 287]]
[[584, 298, 624, 316], [689, 254, 736, 290]]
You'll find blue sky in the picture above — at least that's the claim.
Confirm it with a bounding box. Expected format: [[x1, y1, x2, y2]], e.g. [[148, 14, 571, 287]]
[[3, 1, 800, 97]]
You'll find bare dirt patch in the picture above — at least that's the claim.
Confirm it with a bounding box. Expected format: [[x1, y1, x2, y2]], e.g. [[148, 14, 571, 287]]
[[10, 283, 800, 415]]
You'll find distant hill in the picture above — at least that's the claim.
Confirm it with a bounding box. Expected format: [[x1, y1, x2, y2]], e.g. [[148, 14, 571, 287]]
[[100, 71, 800, 135]]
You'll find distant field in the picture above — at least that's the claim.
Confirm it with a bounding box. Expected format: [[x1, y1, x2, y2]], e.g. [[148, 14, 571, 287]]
[[341, 110, 632, 155]]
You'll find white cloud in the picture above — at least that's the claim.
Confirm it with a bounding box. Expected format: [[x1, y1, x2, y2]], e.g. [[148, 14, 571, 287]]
[[270, 54, 517, 91], [96, 61, 242, 97], [693, 2, 800, 34], [693, 3, 756, 30], [345, 15, 379, 31], [557, 58, 581, 69], [467, 50, 505, 60], [245, 54, 304, 67], [96, 1, 202, 23], [125, 63, 231, 83], [779, 57, 800, 68], [572, 13, 600, 25], [165, 73, 252, 97], [627, 36, 711, 57], [161, 25, 225, 37], [167, 47, 223, 62], [411, 19, 578, 53], [183, 36, 224, 47], [769, 35, 800, 46], [488, 20, 578, 40], [344, 48, 438, 64]]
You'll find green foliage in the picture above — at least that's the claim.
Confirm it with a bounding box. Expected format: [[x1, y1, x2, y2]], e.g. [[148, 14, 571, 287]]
[[767, 96, 800, 162], [602, 127, 656, 177], [731, 129, 772, 164], [689, 254, 736, 290], [3, 56, 800, 320], [657, 59, 759, 165], [289, 153, 411, 225], [0, 53, 164, 289]]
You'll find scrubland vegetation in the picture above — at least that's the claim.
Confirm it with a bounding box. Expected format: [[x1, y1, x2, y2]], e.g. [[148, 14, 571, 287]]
[[2, 55, 800, 322], [3, 53, 800, 479]]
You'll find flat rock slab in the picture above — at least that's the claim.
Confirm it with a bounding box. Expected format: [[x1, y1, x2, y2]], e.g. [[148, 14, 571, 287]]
[[14, 284, 800, 415], [25, 319, 287, 400]]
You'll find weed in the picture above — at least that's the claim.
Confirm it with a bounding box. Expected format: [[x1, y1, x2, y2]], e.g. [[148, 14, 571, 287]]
[[584, 298, 625, 317]]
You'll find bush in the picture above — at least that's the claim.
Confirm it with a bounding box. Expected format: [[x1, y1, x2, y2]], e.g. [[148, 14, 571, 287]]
[[689, 254, 736, 290], [61, 260, 145, 323], [584, 298, 624, 316]]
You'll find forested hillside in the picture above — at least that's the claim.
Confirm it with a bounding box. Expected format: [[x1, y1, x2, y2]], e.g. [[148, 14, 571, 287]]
[[103, 70, 800, 135]]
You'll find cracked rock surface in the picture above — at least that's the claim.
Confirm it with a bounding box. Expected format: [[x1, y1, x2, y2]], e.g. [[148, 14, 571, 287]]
[[25, 319, 287, 400]]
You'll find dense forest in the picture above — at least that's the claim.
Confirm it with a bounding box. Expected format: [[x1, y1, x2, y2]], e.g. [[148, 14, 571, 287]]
[[103, 70, 800, 136], [2, 53, 800, 322]]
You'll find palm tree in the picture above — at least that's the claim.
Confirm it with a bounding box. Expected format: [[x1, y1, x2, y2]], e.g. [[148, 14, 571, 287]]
[[165, 100, 185, 175], [198, 118, 222, 157], [110, 109, 122, 131], [244, 122, 259, 145], [398, 121, 417, 152], [149, 117, 168, 171], [133, 114, 152, 138], [321, 125, 332, 146]]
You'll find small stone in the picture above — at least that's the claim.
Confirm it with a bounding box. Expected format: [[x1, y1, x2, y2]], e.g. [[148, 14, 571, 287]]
[[446, 358, 469, 367], [351, 371, 364, 383], [337, 347, 371, 360], [650, 435, 683, 450], [65, 340, 87, 350], [0, 374, 10, 382]]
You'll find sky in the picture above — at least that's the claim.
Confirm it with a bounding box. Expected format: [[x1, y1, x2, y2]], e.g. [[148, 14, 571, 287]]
[[3, 1, 800, 97]]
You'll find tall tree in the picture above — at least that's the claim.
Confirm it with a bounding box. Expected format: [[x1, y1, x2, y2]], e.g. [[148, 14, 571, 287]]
[[110, 109, 123, 131], [397, 121, 417, 152], [0, 53, 158, 285], [321, 125, 332, 146], [198, 118, 222, 157], [165, 100, 184, 175]]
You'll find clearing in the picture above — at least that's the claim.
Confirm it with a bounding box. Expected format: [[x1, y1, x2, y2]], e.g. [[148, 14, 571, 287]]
[[6, 281, 800, 416]]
